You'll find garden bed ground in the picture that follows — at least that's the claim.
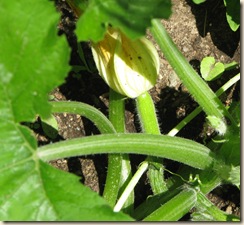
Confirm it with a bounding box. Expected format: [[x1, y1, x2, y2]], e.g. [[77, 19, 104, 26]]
[[35, 0, 240, 220]]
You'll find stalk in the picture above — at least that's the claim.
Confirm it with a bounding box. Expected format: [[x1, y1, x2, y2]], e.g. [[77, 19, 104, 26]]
[[150, 19, 237, 133], [113, 161, 148, 212], [143, 187, 197, 221], [136, 92, 167, 194], [50, 101, 116, 134], [102, 89, 133, 211], [167, 73, 240, 136], [193, 191, 240, 221], [37, 133, 214, 170]]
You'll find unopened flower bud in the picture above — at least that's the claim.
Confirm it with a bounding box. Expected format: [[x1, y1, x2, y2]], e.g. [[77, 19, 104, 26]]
[[91, 28, 160, 98]]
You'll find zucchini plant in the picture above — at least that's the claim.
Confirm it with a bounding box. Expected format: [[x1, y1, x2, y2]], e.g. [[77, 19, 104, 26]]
[[191, 0, 240, 31], [0, 0, 240, 221]]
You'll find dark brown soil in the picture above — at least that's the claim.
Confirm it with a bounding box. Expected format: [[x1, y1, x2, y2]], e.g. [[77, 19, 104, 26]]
[[35, 0, 240, 220]]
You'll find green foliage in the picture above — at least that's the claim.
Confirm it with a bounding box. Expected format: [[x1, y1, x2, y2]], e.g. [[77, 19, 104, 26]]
[[223, 0, 240, 31], [191, 0, 206, 3], [227, 166, 240, 189], [215, 125, 240, 189], [143, 187, 197, 221], [191, 0, 240, 31], [0, 0, 240, 221], [0, 0, 70, 122], [41, 115, 59, 139], [0, 0, 132, 221], [192, 191, 240, 221], [200, 56, 239, 82], [150, 20, 234, 133], [210, 101, 240, 187], [76, 0, 172, 42], [200, 57, 225, 81]]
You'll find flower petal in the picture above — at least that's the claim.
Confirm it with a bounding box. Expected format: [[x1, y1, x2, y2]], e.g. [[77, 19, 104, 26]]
[[114, 33, 159, 98], [91, 29, 160, 98]]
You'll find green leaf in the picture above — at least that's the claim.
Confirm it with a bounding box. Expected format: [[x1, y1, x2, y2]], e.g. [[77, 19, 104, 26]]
[[200, 57, 225, 81], [227, 165, 240, 189], [0, 0, 132, 221], [0, 124, 132, 221], [0, 0, 70, 122], [212, 130, 240, 187], [219, 131, 240, 167], [223, 0, 240, 31], [216, 101, 240, 169], [38, 161, 133, 221], [228, 101, 240, 127], [41, 114, 59, 139], [76, 0, 172, 42], [191, 0, 206, 4]]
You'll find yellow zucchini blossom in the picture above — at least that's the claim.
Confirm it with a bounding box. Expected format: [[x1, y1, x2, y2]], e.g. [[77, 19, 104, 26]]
[[91, 28, 160, 98]]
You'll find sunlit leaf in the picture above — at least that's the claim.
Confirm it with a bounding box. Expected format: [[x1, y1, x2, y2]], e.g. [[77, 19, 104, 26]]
[[191, 0, 206, 4], [0, 0, 132, 221], [223, 0, 240, 31], [200, 57, 225, 81]]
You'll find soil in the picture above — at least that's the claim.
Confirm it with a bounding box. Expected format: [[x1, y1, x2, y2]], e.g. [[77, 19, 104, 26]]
[[36, 0, 240, 220]]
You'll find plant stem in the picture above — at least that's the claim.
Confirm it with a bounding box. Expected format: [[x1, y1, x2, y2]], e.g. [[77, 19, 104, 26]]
[[103, 154, 123, 207], [37, 133, 214, 170], [103, 89, 133, 211], [150, 19, 237, 132], [50, 98, 133, 209], [136, 92, 167, 194], [50, 101, 116, 134], [167, 73, 240, 136], [143, 187, 197, 221], [113, 91, 166, 211], [108, 89, 125, 132], [113, 161, 148, 212], [136, 92, 160, 134], [193, 191, 240, 221], [132, 187, 181, 220]]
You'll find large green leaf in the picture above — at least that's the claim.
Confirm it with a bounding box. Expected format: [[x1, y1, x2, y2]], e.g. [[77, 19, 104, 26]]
[[223, 0, 240, 32], [76, 0, 172, 42], [0, 0, 132, 221], [0, 1, 70, 122]]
